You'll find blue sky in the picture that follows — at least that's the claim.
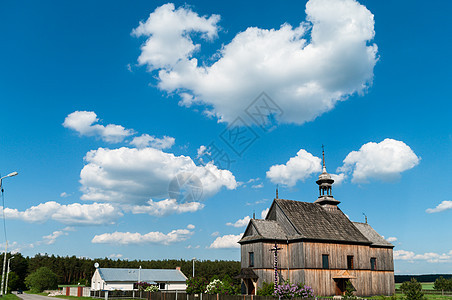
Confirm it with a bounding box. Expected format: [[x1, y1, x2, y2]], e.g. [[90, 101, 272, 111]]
[[0, 0, 451, 275]]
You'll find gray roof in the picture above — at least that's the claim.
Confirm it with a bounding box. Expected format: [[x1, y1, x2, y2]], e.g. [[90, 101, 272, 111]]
[[240, 219, 287, 242], [275, 199, 370, 244], [353, 222, 394, 247], [98, 268, 187, 283]]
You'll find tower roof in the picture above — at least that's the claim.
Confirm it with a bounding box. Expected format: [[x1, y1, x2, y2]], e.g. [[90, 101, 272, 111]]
[[315, 147, 338, 206]]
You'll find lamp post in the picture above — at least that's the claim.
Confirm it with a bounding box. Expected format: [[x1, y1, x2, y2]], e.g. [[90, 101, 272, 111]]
[[5, 256, 14, 295], [192, 258, 196, 278], [0, 171, 18, 297]]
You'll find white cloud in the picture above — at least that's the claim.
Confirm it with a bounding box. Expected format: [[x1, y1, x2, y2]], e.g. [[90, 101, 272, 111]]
[[386, 237, 397, 243], [426, 200, 452, 213], [63, 111, 134, 143], [394, 249, 452, 263], [330, 173, 346, 185], [92, 228, 194, 245], [251, 183, 264, 189], [187, 224, 195, 230], [3, 201, 123, 225], [211, 231, 219, 237], [209, 234, 241, 249], [42, 230, 67, 245], [125, 199, 204, 216], [80, 147, 237, 204], [134, 0, 377, 125], [130, 134, 175, 149], [226, 216, 250, 228], [109, 253, 123, 258], [60, 192, 71, 198], [132, 3, 220, 70], [261, 208, 269, 219], [338, 139, 420, 183], [266, 149, 322, 186]]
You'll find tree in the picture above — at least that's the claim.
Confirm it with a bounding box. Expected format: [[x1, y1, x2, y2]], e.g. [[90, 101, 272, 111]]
[[400, 278, 426, 300], [6, 271, 20, 293], [25, 267, 58, 292], [434, 276, 452, 292]]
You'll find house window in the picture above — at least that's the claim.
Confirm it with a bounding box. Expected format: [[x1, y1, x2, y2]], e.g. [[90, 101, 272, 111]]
[[159, 283, 166, 290], [249, 252, 254, 267], [347, 255, 354, 270], [322, 254, 329, 269], [370, 257, 377, 271]]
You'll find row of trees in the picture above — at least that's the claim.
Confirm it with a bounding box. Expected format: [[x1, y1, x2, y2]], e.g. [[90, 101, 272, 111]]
[[3, 252, 241, 292]]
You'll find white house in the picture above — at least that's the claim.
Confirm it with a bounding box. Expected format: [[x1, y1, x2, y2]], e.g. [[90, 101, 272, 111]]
[[91, 267, 187, 291]]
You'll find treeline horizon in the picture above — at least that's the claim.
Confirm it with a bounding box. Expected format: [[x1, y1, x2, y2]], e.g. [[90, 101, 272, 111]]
[[4, 252, 241, 290], [395, 274, 452, 283]]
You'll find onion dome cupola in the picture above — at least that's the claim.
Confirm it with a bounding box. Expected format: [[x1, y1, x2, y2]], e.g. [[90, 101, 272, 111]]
[[314, 147, 340, 209]]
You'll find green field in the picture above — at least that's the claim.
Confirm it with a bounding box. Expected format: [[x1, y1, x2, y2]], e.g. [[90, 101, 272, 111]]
[[395, 282, 435, 290]]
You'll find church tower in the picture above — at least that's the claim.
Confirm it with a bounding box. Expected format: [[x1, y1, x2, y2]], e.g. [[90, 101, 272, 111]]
[[314, 147, 340, 210]]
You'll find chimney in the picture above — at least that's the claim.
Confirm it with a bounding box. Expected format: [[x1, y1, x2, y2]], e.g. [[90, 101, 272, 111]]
[[176, 266, 181, 271]]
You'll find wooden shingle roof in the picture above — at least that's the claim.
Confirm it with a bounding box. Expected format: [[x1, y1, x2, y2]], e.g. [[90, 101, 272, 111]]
[[239, 219, 287, 243], [275, 199, 370, 244], [353, 222, 394, 247]]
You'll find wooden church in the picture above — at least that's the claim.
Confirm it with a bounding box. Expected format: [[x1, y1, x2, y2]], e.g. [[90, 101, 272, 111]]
[[237, 153, 395, 297]]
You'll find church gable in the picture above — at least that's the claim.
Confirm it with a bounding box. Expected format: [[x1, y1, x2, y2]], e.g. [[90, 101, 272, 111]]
[[243, 222, 258, 237]]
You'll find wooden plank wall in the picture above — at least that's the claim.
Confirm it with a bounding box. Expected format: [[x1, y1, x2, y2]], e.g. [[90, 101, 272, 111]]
[[303, 269, 394, 296], [302, 242, 393, 271]]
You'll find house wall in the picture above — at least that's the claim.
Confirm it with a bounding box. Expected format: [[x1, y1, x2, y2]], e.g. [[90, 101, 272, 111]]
[[91, 269, 104, 290], [241, 241, 394, 296], [99, 281, 186, 291], [303, 269, 394, 296], [302, 242, 393, 271]]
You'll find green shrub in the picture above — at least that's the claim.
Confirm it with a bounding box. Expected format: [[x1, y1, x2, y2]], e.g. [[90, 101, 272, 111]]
[[186, 277, 209, 294], [342, 281, 357, 300], [433, 276, 452, 291], [257, 282, 274, 296], [400, 279, 426, 300]]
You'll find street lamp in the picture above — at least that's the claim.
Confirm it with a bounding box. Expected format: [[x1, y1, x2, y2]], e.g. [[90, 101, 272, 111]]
[[192, 258, 196, 278], [0, 171, 18, 297], [5, 256, 14, 295]]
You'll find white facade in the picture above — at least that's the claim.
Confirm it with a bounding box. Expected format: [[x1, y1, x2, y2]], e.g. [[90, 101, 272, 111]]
[[91, 268, 187, 291]]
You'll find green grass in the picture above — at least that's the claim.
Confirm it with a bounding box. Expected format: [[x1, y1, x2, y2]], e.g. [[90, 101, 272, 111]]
[[53, 296, 94, 300], [395, 282, 435, 290], [3, 295, 20, 300]]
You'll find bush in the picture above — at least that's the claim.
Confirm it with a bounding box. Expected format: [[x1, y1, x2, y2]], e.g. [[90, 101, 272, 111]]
[[186, 277, 209, 294], [136, 282, 152, 291], [145, 285, 159, 292], [400, 279, 426, 300], [257, 282, 274, 296], [342, 281, 357, 300], [273, 281, 314, 299], [25, 267, 58, 292], [205, 278, 239, 295]]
